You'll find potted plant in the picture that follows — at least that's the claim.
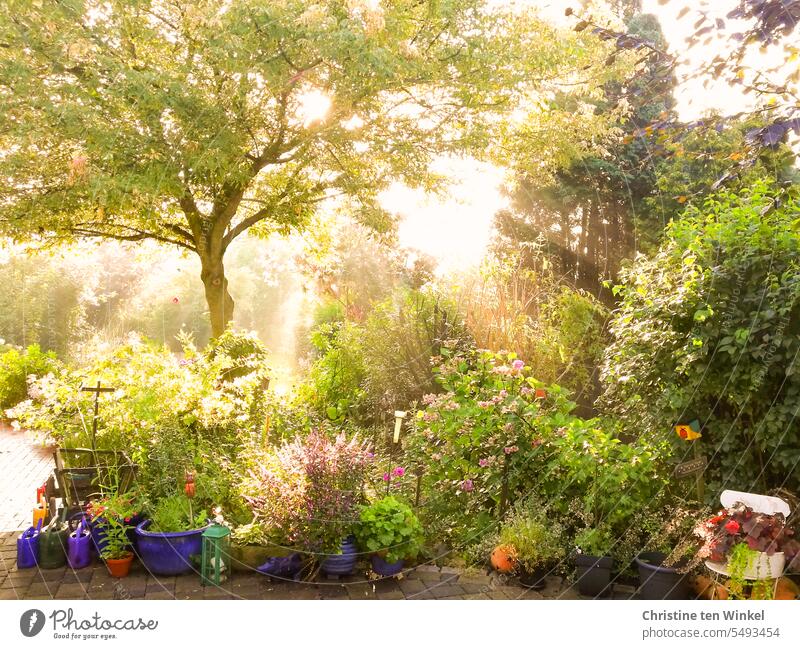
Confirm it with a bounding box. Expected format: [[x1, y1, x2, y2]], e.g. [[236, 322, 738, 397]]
[[694, 502, 799, 597], [629, 504, 697, 600], [498, 508, 565, 589], [355, 496, 423, 577], [135, 493, 209, 576], [97, 514, 135, 577], [86, 493, 143, 557], [573, 526, 614, 597], [241, 428, 373, 577]]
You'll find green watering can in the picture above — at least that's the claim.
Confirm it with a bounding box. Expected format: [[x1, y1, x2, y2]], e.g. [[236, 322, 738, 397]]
[[38, 512, 68, 569]]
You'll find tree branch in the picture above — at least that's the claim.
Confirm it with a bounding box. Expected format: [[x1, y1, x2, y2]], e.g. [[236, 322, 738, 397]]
[[73, 223, 196, 251]]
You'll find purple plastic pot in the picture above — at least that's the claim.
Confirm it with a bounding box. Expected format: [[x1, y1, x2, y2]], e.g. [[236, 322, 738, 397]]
[[67, 519, 93, 569], [371, 555, 405, 577], [16, 524, 41, 569], [135, 519, 208, 576], [321, 536, 358, 577]]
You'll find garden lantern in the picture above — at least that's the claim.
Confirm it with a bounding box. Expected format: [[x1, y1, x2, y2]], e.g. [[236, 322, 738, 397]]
[[201, 524, 230, 586]]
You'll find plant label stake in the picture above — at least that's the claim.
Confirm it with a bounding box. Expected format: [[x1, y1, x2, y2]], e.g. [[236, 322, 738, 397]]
[[386, 410, 407, 495], [80, 381, 115, 450]]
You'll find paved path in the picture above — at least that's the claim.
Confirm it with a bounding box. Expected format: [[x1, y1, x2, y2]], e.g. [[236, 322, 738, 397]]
[[0, 551, 599, 600], [0, 423, 53, 533], [0, 422, 615, 600]]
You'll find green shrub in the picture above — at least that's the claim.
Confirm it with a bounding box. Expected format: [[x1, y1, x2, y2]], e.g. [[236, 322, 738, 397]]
[[600, 180, 800, 494], [0, 344, 58, 411]]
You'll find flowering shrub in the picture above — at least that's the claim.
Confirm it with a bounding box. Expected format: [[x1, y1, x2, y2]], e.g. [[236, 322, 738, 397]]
[[0, 343, 59, 411], [406, 349, 671, 543], [9, 331, 270, 452], [241, 428, 373, 554]]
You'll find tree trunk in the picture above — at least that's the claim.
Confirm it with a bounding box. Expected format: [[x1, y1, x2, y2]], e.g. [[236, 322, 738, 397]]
[[200, 254, 235, 338]]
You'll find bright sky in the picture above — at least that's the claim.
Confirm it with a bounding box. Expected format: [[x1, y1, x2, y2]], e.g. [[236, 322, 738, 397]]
[[386, 0, 778, 274]]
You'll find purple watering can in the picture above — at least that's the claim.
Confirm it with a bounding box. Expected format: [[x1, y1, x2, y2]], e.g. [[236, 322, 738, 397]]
[[67, 517, 92, 569], [16, 519, 42, 569]]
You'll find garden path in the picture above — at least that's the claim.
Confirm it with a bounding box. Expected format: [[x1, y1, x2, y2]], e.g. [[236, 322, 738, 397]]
[[0, 423, 53, 534]]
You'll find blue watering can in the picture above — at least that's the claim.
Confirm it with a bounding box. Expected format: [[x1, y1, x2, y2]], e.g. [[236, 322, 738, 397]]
[[17, 519, 43, 569], [67, 517, 92, 569]]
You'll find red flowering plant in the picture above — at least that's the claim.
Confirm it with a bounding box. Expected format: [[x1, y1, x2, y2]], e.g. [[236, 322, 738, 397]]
[[241, 428, 373, 558], [694, 502, 800, 566], [86, 492, 142, 560]]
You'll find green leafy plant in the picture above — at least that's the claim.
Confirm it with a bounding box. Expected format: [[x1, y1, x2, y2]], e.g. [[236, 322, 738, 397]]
[[726, 543, 766, 600], [498, 504, 565, 573], [406, 349, 671, 545], [574, 526, 615, 558], [86, 493, 141, 560], [148, 495, 208, 533], [355, 496, 424, 565]]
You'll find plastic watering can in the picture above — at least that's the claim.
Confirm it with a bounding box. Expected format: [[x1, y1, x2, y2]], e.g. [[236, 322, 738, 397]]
[[17, 519, 42, 569], [67, 517, 92, 569], [32, 496, 49, 528], [39, 511, 68, 569]]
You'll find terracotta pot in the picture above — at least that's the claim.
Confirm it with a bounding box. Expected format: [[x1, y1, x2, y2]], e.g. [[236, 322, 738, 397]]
[[105, 552, 134, 578], [490, 545, 516, 573]]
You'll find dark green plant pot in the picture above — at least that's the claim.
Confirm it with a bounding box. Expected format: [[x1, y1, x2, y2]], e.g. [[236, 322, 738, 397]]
[[518, 566, 549, 590], [574, 554, 613, 597], [635, 552, 691, 600]]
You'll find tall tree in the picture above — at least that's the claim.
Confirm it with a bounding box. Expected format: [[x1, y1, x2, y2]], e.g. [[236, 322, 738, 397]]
[[0, 0, 625, 336], [494, 12, 676, 301]]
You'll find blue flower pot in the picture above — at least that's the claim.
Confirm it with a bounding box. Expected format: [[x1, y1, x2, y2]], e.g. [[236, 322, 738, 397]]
[[134, 519, 208, 576], [371, 555, 405, 577], [321, 536, 358, 577]]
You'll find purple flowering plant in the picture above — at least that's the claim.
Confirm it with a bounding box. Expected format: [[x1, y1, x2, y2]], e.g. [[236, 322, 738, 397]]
[[242, 427, 373, 555]]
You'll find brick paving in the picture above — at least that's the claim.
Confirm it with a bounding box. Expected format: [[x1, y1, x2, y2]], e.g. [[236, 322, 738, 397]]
[[0, 422, 54, 533], [0, 422, 610, 600]]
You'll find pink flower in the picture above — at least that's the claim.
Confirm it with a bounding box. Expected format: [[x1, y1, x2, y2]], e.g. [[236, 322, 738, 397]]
[[503, 445, 518, 455], [461, 479, 474, 492], [512, 359, 525, 371], [478, 458, 489, 467], [172, 296, 179, 304], [382, 473, 390, 482], [392, 466, 405, 477]]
